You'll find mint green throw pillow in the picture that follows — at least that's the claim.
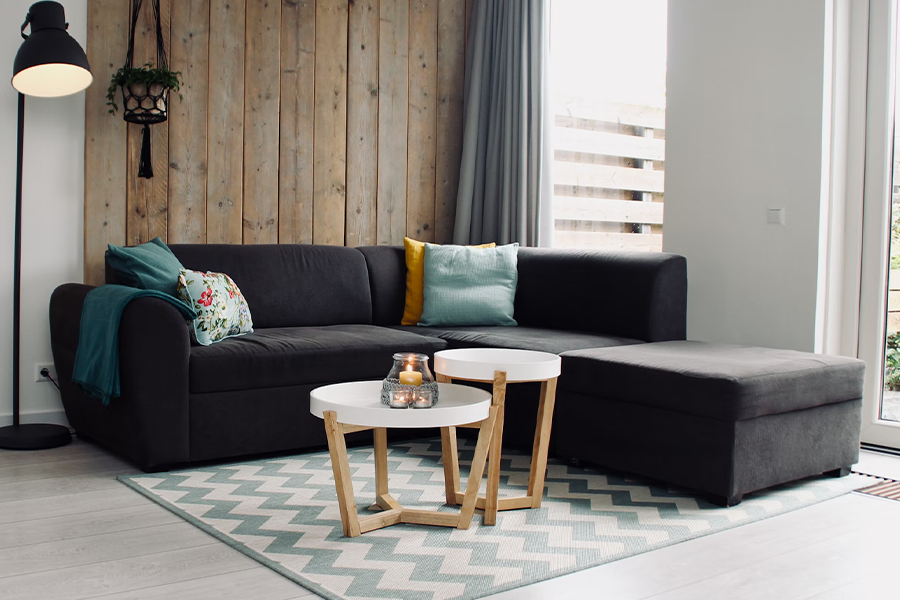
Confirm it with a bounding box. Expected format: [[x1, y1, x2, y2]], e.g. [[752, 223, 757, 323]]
[[107, 237, 184, 297], [419, 243, 518, 327]]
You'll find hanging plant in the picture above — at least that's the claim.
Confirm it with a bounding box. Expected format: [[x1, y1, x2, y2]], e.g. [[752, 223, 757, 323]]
[[105, 62, 182, 117], [107, 0, 181, 179]]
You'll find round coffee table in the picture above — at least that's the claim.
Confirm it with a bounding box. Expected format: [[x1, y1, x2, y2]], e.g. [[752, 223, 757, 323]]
[[310, 381, 496, 537], [433, 348, 562, 525]]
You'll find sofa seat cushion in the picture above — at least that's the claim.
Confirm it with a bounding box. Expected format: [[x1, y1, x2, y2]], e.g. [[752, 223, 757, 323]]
[[560, 341, 866, 421], [392, 325, 643, 355], [189, 325, 447, 394]]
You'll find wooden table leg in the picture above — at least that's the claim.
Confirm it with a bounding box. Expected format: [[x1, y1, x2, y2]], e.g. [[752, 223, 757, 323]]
[[458, 405, 498, 528], [437, 373, 463, 506], [527, 377, 558, 507], [484, 370, 507, 526], [323, 411, 361, 537], [440, 426, 460, 504], [373, 427, 401, 511]]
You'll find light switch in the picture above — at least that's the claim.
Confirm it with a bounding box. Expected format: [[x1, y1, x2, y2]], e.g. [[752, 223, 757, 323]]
[[767, 208, 786, 225]]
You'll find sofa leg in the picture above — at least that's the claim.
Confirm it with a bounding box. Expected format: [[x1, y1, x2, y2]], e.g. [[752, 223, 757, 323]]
[[709, 493, 743, 507], [824, 466, 851, 478]]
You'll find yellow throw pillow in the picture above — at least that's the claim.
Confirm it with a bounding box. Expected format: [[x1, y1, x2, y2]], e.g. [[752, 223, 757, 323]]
[[401, 238, 495, 325]]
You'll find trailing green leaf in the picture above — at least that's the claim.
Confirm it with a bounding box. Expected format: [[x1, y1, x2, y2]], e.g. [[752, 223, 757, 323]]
[[106, 62, 183, 114]]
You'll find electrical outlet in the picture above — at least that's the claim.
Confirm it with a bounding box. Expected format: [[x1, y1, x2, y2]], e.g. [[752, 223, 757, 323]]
[[35, 363, 56, 383], [767, 208, 786, 225]]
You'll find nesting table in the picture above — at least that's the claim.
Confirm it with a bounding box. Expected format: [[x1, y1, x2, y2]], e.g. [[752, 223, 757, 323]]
[[434, 348, 562, 526], [310, 381, 496, 537]]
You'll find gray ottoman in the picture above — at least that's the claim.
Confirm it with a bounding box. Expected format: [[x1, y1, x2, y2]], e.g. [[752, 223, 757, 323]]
[[554, 341, 865, 506]]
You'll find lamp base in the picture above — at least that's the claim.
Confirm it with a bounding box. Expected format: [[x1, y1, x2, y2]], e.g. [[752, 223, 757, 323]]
[[0, 423, 72, 450]]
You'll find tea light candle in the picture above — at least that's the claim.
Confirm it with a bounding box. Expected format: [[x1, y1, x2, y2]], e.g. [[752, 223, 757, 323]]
[[412, 391, 433, 409], [399, 365, 423, 386], [388, 390, 410, 408]]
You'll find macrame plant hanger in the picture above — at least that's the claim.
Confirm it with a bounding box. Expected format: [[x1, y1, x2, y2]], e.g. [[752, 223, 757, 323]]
[[121, 0, 169, 178]]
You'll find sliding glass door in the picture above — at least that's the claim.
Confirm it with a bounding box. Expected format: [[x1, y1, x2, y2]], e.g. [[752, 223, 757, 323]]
[[859, 0, 900, 449]]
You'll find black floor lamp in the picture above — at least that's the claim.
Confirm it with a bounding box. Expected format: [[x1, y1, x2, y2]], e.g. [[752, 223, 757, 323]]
[[0, 1, 91, 450]]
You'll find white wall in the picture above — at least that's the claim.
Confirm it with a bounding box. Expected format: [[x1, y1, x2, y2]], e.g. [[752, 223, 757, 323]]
[[664, 0, 832, 352], [0, 0, 86, 426]]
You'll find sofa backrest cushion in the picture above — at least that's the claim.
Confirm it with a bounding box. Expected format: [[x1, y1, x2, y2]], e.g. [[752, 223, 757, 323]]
[[150, 244, 373, 328], [514, 248, 687, 342], [356, 246, 406, 326], [358, 245, 687, 342]]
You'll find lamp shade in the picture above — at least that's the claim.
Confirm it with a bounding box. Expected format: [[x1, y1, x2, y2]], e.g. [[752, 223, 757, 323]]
[[12, 1, 91, 97]]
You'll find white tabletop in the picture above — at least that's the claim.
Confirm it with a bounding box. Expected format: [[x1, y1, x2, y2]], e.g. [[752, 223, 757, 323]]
[[434, 348, 562, 382], [309, 381, 492, 428]]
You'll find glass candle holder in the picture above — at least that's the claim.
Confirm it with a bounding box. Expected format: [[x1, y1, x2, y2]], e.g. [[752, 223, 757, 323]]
[[381, 352, 439, 408]]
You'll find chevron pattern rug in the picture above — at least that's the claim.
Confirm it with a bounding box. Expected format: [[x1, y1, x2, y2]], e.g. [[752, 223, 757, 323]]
[[120, 439, 868, 600]]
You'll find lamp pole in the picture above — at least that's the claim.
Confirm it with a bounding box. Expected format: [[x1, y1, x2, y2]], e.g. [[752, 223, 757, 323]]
[[12, 92, 24, 427], [0, 1, 91, 450]]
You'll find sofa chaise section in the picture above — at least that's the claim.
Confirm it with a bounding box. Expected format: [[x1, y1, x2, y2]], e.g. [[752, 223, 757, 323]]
[[555, 341, 865, 505]]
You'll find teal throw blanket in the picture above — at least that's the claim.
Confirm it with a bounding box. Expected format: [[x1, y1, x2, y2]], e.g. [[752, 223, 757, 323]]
[[72, 284, 196, 405]]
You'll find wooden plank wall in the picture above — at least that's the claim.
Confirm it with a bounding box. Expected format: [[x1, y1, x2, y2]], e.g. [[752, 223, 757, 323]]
[[84, 0, 470, 285]]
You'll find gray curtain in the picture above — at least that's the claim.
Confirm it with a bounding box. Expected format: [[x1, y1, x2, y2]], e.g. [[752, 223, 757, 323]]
[[453, 0, 553, 247]]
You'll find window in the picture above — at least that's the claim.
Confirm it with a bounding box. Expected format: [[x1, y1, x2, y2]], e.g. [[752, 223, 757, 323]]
[[550, 0, 668, 251]]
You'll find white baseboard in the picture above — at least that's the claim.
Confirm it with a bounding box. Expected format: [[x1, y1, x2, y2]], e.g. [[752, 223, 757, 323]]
[[0, 409, 70, 428]]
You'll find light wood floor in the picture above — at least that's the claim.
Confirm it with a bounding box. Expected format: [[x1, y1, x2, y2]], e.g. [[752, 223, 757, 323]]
[[0, 439, 898, 600]]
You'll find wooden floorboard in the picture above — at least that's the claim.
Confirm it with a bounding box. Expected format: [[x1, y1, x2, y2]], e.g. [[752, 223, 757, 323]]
[[0, 503, 180, 549], [0, 544, 260, 600], [0, 443, 898, 600], [83, 567, 315, 600]]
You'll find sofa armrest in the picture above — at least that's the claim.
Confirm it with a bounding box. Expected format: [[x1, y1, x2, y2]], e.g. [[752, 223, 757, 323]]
[[514, 248, 687, 342], [50, 284, 192, 470]]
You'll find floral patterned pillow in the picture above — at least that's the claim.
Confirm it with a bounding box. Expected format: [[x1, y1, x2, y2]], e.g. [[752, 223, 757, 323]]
[[176, 269, 253, 346]]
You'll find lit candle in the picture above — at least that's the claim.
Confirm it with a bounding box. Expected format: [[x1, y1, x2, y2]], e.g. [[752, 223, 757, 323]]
[[412, 390, 434, 409], [399, 363, 423, 386], [389, 390, 410, 408]]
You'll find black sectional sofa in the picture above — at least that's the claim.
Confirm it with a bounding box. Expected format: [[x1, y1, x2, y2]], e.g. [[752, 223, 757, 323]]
[[49, 243, 863, 505]]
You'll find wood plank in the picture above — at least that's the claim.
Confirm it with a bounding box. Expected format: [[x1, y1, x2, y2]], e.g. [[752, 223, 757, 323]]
[[278, 0, 317, 245], [0, 438, 110, 469], [555, 95, 666, 130], [167, 0, 210, 243], [0, 522, 214, 578], [554, 161, 665, 194], [434, 0, 466, 244], [0, 487, 148, 527], [553, 230, 663, 251], [377, 0, 410, 245], [0, 454, 131, 485], [86, 567, 310, 600], [406, 0, 439, 242], [554, 125, 665, 162], [84, 0, 129, 285], [242, 0, 282, 243], [126, 0, 171, 245], [206, 0, 246, 244], [0, 543, 253, 600], [554, 196, 664, 224], [0, 503, 178, 550], [313, 0, 349, 246], [345, 0, 379, 247], [0, 470, 127, 504]]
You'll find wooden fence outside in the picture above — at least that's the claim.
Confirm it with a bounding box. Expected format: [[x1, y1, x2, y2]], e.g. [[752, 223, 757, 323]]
[[552, 96, 665, 252]]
